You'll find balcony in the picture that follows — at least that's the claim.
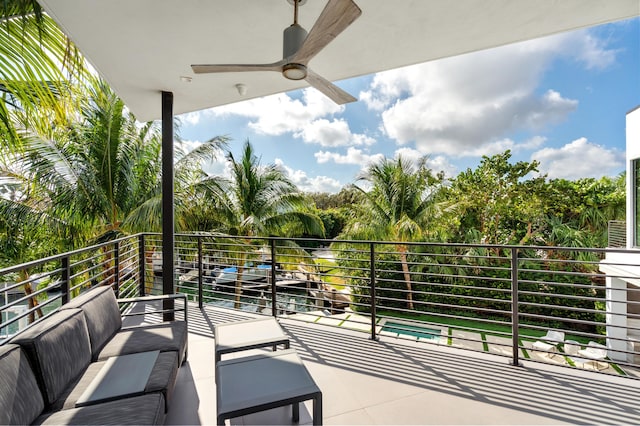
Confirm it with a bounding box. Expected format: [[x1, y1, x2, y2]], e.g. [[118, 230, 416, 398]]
[[3, 233, 640, 423], [161, 304, 639, 425]]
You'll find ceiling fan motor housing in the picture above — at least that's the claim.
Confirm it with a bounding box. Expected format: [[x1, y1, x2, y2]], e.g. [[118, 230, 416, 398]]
[[283, 23, 308, 58]]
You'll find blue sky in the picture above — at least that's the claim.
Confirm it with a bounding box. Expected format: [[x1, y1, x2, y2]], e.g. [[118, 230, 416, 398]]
[[177, 17, 639, 194]]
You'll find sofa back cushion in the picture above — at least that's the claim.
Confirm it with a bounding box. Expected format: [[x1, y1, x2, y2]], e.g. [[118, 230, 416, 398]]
[[12, 309, 92, 407], [61, 285, 122, 359], [0, 344, 45, 425]]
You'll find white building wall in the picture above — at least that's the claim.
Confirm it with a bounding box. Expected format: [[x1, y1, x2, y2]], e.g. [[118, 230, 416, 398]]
[[626, 106, 640, 248], [602, 107, 640, 360]]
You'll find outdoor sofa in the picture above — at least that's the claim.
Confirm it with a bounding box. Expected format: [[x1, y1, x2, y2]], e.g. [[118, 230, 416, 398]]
[[0, 285, 188, 425]]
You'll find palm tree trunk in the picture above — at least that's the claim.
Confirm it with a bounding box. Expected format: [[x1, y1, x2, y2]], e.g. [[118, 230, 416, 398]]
[[397, 245, 414, 311], [19, 271, 43, 323], [234, 252, 247, 309]]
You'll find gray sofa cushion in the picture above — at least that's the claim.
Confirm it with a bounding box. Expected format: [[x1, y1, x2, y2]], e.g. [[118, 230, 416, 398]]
[[12, 309, 92, 407], [99, 322, 188, 365], [53, 351, 179, 412], [61, 285, 122, 359], [0, 344, 45, 425], [34, 393, 166, 425]]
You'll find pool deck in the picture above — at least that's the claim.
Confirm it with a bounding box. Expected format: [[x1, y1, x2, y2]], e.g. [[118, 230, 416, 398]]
[[284, 309, 622, 375]]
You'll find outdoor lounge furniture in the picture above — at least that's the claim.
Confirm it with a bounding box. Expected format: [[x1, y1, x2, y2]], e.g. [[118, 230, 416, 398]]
[[532, 340, 557, 355], [577, 341, 609, 370], [541, 330, 565, 345], [563, 339, 581, 356], [216, 349, 322, 426], [214, 316, 289, 363], [531, 330, 565, 358], [0, 344, 165, 425], [60, 286, 188, 365], [1, 285, 188, 424]]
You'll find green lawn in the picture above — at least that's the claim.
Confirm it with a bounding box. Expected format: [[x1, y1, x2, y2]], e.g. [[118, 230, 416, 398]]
[[378, 309, 597, 345]]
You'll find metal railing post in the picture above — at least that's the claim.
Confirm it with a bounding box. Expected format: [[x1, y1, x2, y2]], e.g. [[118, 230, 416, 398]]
[[198, 236, 203, 309], [61, 256, 70, 305], [270, 238, 278, 317], [370, 242, 379, 341], [511, 247, 521, 366], [138, 234, 146, 297], [114, 241, 120, 298]]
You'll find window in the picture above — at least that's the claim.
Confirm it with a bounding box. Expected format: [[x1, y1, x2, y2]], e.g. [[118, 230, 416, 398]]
[[635, 159, 640, 247]]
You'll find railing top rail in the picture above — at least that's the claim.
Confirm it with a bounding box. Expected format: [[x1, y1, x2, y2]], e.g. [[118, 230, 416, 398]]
[[166, 232, 633, 255], [0, 233, 143, 276]]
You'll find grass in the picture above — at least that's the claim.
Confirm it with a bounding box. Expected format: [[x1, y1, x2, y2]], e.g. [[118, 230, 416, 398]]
[[314, 258, 346, 290], [377, 309, 597, 345], [377, 309, 626, 374]]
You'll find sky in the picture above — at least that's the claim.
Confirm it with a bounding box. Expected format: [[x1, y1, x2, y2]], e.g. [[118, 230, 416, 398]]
[[177, 17, 640, 194]]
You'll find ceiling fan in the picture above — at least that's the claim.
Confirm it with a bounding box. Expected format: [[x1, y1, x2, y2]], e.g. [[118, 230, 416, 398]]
[[191, 0, 362, 105]]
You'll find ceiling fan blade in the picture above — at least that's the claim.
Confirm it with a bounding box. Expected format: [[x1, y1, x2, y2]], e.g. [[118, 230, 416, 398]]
[[305, 69, 356, 104], [291, 0, 362, 64], [191, 62, 284, 74]]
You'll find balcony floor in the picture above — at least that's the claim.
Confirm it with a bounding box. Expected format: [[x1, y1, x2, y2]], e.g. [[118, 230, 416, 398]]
[[163, 304, 640, 425]]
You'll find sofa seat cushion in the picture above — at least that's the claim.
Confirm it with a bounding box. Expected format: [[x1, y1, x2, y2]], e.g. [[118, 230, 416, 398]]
[[52, 351, 179, 412], [61, 286, 123, 359], [98, 321, 188, 364], [11, 309, 92, 407], [34, 393, 166, 425], [0, 344, 45, 425]]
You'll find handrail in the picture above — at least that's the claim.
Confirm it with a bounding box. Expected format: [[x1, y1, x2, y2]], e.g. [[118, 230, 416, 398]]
[[2, 231, 640, 377]]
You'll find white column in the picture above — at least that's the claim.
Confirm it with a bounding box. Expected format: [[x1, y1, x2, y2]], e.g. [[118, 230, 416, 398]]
[[606, 276, 628, 362]]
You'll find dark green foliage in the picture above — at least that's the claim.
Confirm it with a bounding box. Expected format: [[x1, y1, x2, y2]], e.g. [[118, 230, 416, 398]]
[[337, 240, 604, 334]]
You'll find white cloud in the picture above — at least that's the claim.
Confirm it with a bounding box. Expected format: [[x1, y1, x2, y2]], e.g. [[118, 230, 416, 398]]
[[274, 158, 343, 193], [201, 155, 231, 178], [574, 33, 619, 70], [178, 111, 201, 126], [531, 137, 624, 179], [200, 88, 372, 148], [295, 118, 375, 147], [314, 147, 384, 167], [461, 135, 547, 157], [361, 29, 619, 158], [393, 147, 458, 178]]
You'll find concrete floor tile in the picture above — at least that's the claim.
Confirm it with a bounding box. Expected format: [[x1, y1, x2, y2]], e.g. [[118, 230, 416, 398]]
[[165, 305, 640, 426], [166, 369, 216, 426], [325, 409, 375, 425], [233, 403, 314, 425], [486, 335, 525, 357], [450, 330, 484, 350]]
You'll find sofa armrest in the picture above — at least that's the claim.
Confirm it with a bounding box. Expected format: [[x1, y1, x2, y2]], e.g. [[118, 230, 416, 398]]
[[117, 293, 187, 325]]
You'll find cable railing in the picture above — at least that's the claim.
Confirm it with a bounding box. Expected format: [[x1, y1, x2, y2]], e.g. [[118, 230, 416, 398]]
[[0, 235, 142, 339], [608, 220, 627, 248], [2, 232, 640, 377]]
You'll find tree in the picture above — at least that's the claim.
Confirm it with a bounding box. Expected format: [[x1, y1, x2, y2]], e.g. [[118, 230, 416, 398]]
[[442, 151, 546, 246], [202, 140, 324, 307], [339, 155, 442, 310], [0, 4, 93, 317], [1, 4, 88, 151], [544, 175, 625, 249]]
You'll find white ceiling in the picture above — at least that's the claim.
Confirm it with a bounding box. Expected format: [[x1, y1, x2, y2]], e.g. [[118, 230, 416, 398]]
[[39, 0, 639, 122]]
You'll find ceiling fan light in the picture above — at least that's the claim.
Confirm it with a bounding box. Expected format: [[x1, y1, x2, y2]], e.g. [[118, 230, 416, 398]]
[[282, 63, 307, 80]]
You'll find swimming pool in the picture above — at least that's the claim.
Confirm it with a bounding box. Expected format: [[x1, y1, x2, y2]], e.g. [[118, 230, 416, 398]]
[[381, 321, 441, 340]]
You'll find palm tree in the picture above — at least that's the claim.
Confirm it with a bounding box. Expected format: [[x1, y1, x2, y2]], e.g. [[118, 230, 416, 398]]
[[202, 140, 324, 308], [340, 155, 442, 310], [1, 3, 88, 151], [9, 78, 162, 244], [0, 4, 91, 315]]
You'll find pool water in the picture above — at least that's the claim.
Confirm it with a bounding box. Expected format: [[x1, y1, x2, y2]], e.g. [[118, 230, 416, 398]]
[[382, 321, 441, 340]]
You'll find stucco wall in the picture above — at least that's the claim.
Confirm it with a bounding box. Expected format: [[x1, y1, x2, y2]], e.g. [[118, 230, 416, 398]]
[[626, 106, 640, 248]]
